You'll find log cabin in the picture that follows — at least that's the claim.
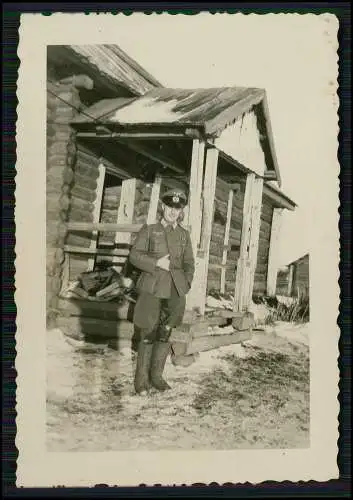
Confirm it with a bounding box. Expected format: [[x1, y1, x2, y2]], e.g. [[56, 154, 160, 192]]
[[47, 44, 297, 359], [285, 253, 310, 298]]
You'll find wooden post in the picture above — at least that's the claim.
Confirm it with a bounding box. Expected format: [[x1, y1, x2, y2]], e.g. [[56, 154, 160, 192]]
[[233, 173, 263, 312], [246, 177, 264, 303], [187, 139, 205, 254], [234, 173, 255, 312], [266, 208, 283, 296], [287, 264, 294, 296], [220, 188, 234, 293], [113, 178, 137, 267], [87, 163, 106, 271], [187, 146, 219, 315], [147, 175, 162, 224]]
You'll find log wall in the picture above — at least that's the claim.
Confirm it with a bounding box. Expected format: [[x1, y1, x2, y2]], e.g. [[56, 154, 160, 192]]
[[46, 76, 81, 326], [65, 143, 101, 278], [253, 194, 274, 295], [207, 178, 244, 293], [207, 179, 277, 299]]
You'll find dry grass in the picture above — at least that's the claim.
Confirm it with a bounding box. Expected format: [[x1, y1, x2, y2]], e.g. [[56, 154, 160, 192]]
[[192, 345, 309, 448]]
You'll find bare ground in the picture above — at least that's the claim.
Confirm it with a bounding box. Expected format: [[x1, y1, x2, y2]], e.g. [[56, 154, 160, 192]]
[[46, 323, 310, 451]]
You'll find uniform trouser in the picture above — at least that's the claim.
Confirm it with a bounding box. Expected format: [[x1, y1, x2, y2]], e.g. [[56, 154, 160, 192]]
[[133, 282, 185, 343]]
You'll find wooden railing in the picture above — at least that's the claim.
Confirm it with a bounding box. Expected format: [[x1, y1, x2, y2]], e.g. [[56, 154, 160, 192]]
[[66, 222, 143, 233]]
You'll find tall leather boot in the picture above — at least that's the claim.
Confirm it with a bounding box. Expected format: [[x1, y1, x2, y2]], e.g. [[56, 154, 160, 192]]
[[150, 323, 173, 391], [134, 340, 153, 394], [150, 341, 172, 391]]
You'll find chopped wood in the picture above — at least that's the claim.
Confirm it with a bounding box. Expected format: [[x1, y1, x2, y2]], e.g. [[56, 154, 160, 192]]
[[95, 280, 123, 298]]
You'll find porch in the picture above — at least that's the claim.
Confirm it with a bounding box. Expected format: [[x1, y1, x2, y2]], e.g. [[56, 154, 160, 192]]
[[53, 86, 294, 359]]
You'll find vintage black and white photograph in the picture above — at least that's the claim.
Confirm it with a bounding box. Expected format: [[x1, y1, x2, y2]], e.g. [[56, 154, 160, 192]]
[[16, 12, 340, 486]]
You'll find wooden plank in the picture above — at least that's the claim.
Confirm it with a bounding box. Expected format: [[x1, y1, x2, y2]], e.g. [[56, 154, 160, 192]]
[[147, 175, 162, 224], [66, 222, 142, 233], [187, 139, 205, 254], [221, 188, 234, 293], [64, 245, 130, 257], [76, 131, 188, 140], [188, 147, 219, 315], [114, 178, 137, 265], [266, 208, 283, 295], [123, 140, 184, 174], [263, 184, 295, 210], [234, 173, 255, 312], [87, 163, 106, 271], [246, 177, 264, 306], [186, 330, 252, 355]]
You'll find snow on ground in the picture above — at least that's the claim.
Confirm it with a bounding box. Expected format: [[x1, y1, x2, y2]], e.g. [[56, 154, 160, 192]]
[[46, 322, 310, 452]]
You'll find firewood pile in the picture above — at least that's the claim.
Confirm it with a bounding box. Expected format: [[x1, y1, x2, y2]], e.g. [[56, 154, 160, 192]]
[[60, 267, 136, 303], [205, 290, 235, 312]]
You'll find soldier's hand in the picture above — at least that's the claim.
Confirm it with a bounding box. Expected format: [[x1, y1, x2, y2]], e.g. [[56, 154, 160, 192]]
[[157, 254, 170, 271]]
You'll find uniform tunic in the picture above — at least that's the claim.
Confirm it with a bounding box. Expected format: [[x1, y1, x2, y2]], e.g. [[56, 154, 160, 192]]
[[129, 221, 195, 336]]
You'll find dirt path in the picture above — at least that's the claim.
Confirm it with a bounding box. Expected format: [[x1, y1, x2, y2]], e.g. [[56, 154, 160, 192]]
[[46, 324, 310, 451]]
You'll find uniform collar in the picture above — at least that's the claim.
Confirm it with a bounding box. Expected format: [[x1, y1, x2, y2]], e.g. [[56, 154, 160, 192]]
[[161, 218, 178, 230]]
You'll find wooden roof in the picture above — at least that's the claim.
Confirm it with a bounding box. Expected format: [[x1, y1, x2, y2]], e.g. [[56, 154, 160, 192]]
[[47, 45, 162, 96], [72, 86, 281, 184], [73, 87, 264, 134]]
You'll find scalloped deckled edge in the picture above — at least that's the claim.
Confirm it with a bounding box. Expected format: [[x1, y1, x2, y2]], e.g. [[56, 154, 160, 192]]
[[15, 12, 341, 488]]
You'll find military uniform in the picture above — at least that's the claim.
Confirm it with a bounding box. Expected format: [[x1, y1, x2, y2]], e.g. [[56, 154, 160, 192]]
[[129, 189, 195, 393]]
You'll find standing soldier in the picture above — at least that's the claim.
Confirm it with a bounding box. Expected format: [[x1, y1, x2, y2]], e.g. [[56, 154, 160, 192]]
[[129, 188, 195, 394]]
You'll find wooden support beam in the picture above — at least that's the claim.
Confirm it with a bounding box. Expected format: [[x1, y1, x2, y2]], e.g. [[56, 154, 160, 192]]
[[147, 174, 162, 224], [64, 245, 130, 257], [87, 163, 106, 271], [246, 177, 264, 303], [113, 178, 137, 267], [122, 140, 184, 174], [76, 131, 190, 140], [66, 222, 142, 233], [234, 173, 255, 312], [186, 330, 251, 355], [266, 208, 283, 296], [187, 147, 219, 315], [220, 188, 234, 293], [187, 139, 205, 254], [233, 173, 264, 312]]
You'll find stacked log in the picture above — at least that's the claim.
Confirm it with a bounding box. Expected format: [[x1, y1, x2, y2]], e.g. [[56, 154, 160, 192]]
[[99, 184, 122, 246], [207, 178, 245, 293], [46, 77, 81, 325], [253, 194, 274, 295], [65, 143, 101, 278]]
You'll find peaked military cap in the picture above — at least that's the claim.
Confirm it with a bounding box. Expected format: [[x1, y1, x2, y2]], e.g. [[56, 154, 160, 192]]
[[161, 189, 188, 209]]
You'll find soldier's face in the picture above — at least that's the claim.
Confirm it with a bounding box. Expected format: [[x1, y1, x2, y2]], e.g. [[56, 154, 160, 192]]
[[162, 203, 182, 224]]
